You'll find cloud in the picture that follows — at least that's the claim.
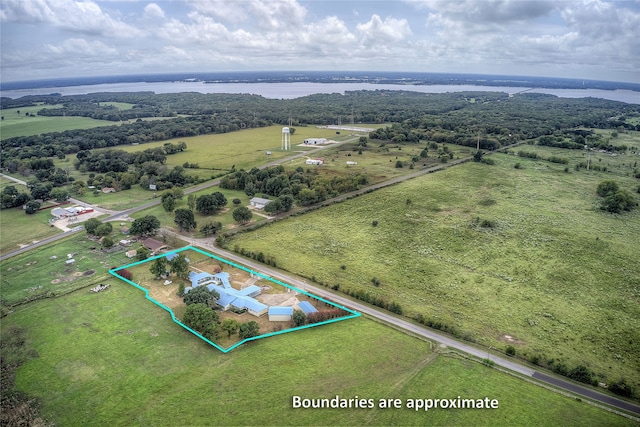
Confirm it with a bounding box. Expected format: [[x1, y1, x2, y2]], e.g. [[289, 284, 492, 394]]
[[356, 14, 412, 47], [412, 0, 557, 24], [143, 3, 165, 20], [0, 0, 142, 37]]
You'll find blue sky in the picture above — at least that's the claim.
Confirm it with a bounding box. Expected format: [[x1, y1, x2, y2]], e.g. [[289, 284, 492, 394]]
[[1, 0, 638, 83]]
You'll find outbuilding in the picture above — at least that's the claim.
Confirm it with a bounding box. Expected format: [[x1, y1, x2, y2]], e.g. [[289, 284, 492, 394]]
[[268, 306, 294, 322], [298, 301, 318, 315], [250, 197, 272, 210]]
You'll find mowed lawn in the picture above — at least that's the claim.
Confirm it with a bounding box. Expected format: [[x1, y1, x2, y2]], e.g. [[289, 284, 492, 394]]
[[0, 105, 116, 140], [2, 282, 632, 426], [227, 148, 640, 388]]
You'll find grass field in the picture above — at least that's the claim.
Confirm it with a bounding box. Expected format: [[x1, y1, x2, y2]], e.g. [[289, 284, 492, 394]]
[[0, 105, 115, 140], [1, 280, 633, 426], [226, 138, 640, 389], [116, 125, 370, 171], [0, 234, 144, 307]]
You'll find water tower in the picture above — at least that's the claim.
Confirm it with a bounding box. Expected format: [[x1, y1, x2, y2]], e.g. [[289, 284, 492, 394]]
[[282, 127, 291, 150]]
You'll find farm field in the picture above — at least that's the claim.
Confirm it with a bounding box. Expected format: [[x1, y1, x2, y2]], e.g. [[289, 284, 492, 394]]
[[226, 140, 640, 390], [0, 105, 115, 140], [0, 281, 632, 426]]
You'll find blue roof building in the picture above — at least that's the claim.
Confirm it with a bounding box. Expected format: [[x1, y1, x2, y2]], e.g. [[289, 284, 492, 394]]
[[186, 271, 267, 317], [269, 306, 294, 321], [298, 301, 318, 315]]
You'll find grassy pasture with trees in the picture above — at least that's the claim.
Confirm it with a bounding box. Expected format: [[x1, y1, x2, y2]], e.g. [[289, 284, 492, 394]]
[[0, 281, 633, 426], [0, 105, 115, 140], [225, 139, 640, 391]]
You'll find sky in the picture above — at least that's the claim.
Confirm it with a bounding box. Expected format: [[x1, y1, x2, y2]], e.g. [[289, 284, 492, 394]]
[[1, 0, 639, 84]]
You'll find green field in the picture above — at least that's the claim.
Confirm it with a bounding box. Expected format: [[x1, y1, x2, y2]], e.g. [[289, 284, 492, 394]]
[[117, 125, 369, 171], [226, 141, 640, 389], [1, 279, 633, 426], [0, 105, 116, 140]]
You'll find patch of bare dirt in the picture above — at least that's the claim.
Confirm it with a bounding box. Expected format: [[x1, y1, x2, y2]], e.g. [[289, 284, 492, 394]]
[[499, 334, 526, 345]]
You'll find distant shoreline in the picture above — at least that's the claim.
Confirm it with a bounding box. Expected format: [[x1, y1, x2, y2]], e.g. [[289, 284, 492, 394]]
[[2, 71, 638, 93], [2, 80, 638, 105]]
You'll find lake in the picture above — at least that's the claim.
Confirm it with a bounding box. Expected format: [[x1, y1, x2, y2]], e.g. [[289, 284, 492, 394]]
[[1, 81, 639, 104]]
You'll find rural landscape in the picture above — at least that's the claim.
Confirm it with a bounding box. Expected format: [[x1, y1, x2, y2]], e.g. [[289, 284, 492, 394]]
[[1, 84, 639, 426]]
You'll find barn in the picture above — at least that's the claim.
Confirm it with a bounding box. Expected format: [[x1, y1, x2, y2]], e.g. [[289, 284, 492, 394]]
[[268, 306, 294, 322]]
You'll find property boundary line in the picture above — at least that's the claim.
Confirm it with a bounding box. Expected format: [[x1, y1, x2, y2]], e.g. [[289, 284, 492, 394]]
[[108, 245, 360, 353]]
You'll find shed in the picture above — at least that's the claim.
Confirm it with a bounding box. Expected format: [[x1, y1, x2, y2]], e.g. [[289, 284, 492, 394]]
[[268, 306, 294, 322], [303, 138, 328, 145], [65, 259, 76, 265], [250, 197, 272, 210], [305, 158, 324, 165], [125, 250, 137, 258], [298, 301, 318, 315]]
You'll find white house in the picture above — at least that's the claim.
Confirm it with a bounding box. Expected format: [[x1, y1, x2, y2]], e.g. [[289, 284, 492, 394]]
[[250, 197, 272, 210]]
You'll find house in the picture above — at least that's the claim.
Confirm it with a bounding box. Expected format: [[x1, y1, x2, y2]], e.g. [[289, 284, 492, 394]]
[[102, 187, 116, 194], [298, 301, 318, 315], [303, 138, 328, 145], [187, 271, 267, 317], [250, 197, 272, 210], [268, 306, 294, 321], [125, 250, 137, 258], [305, 158, 324, 165], [141, 237, 168, 254]]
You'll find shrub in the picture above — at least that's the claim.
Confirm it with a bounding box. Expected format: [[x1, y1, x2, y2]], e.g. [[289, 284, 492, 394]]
[[116, 269, 133, 281], [608, 378, 635, 398], [505, 345, 516, 356]]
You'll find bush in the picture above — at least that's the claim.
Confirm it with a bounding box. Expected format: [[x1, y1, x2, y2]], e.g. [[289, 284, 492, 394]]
[[505, 345, 516, 356], [608, 378, 635, 398]]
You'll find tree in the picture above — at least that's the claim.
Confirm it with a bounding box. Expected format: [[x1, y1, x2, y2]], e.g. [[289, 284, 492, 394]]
[[182, 303, 218, 333], [24, 200, 41, 214], [221, 318, 240, 338], [187, 194, 196, 211], [238, 321, 260, 339], [293, 310, 307, 327], [200, 221, 223, 237], [596, 180, 636, 213], [232, 198, 242, 205], [130, 215, 160, 237], [162, 195, 176, 212], [174, 209, 197, 232], [183, 285, 219, 307], [196, 192, 227, 215], [84, 218, 101, 235], [29, 183, 52, 200], [473, 150, 484, 162], [232, 206, 253, 224], [358, 136, 368, 147], [94, 222, 113, 237], [136, 246, 151, 261], [597, 180, 619, 197], [169, 253, 190, 278], [150, 257, 168, 279], [101, 236, 114, 248], [50, 188, 69, 202], [601, 189, 636, 213]]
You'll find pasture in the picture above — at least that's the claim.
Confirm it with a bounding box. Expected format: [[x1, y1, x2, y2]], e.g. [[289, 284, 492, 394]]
[[0, 105, 115, 140], [116, 125, 367, 171], [1, 281, 632, 426], [226, 140, 640, 389]]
